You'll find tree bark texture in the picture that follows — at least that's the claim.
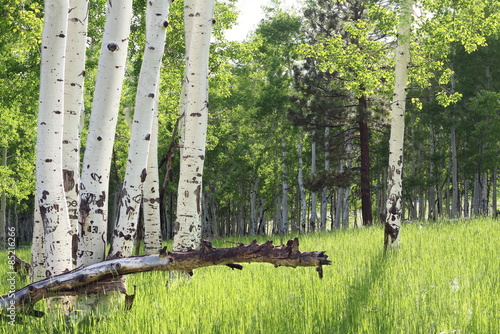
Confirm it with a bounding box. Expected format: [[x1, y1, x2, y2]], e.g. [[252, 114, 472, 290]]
[[78, 0, 133, 267], [385, 0, 414, 249], [173, 0, 215, 251], [1, 239, 330, 316], [143, 110, 163, 255], [358, 95, 373, 226], [63, 0, 89, 258], [35, 0, 73, 278], [110, 0, 172, 258]]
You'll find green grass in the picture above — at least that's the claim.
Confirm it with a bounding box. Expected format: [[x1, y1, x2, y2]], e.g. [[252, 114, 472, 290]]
[[1, 219, 499, 333]]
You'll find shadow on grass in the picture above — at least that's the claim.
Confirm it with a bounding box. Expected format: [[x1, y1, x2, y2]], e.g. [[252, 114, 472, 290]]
[[333, 250, 394, 333]]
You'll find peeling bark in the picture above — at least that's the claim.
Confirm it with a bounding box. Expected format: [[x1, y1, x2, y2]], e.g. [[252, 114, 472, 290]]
[[1, 239, 330, 317]]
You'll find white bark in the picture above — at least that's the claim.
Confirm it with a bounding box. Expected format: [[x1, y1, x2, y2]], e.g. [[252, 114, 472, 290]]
[[110, 0, 172, 257], [63, 0, 89, 260], [36, 0, 72, 277], [143, 110, 163, 255], [173, 0, 215, 251], [385, 0, 414, 249], [78, 0, 133, 266], [31, 195, 46, 282]]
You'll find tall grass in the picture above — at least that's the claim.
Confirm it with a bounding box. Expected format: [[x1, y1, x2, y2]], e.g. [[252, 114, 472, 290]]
[[1, 219, 499, 333]]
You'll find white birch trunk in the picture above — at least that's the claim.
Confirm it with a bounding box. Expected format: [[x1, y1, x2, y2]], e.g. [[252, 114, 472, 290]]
[[172, 0, 215, 251], [110, 0, 172, 257], [143, 110, 163, 255], [77, 0, 133, 266], [36, 0, 72, 279], [63, 0, 89, 262], [385, 0, 414, 249]]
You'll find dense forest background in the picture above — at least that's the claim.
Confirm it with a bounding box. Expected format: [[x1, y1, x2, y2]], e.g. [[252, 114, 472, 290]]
[[1, 0, 499, 244]]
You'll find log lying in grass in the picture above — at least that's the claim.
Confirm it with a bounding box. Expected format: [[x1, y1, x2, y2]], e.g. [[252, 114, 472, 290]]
[[0, 238, 330, 317]]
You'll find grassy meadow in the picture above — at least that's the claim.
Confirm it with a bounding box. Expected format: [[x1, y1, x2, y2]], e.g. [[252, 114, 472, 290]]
[[1, 219, 499, 333]]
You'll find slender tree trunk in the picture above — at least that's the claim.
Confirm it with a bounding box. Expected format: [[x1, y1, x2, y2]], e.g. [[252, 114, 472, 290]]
[[173, 0, 215, 251], [450, 126, 459, 218], [30, 195, 45, 282], [385, 0, 413, 250], [358, 95, 373, 226], [250, 177, 259, 235], [428, 124, 436, 220], [143, 110, 163, 255], [63, 0, 89, 264], [36, 0, 72, 278], [298, 137, 307, 233], [78, 0, 133, 266], [310, 133, 317, 231], [110, 0, 172, 257], [281, 142, 289, 234], [335, 183, 343, 229], [320, 128, 330, 230]]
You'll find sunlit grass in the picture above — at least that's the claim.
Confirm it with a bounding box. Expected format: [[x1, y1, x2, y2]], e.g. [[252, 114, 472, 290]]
[[1, 219, 499, 333]]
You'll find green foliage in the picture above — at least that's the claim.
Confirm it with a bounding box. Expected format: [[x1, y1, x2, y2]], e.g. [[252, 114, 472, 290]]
[[1, 219, 499, 333], [0, 0, 42, 203]]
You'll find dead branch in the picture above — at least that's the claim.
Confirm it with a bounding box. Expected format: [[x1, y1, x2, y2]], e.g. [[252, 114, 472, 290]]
[[0, 238, 330, 317]]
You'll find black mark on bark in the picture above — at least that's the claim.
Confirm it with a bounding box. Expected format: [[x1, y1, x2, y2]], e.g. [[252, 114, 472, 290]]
[[107, 43, 118, 51], [140, 168, 147, 182], [63, 169, 75, 192]]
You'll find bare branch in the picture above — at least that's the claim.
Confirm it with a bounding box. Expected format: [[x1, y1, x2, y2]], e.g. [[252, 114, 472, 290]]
[[1, 239, 330, 317]]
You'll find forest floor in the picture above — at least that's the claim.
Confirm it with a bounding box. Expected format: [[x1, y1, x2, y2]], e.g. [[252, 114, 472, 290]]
[[1, 218, 499, 333]]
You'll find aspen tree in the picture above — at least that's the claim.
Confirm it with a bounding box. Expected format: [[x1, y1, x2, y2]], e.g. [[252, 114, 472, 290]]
[[63, 0, 89, 259], [143, 109, 163, 255], [110, 0, 173, 257], [173, 0, 216, 251], [385, 0, 414, 249], [35, 0, 72, 278], [77, 0, 133, 266]]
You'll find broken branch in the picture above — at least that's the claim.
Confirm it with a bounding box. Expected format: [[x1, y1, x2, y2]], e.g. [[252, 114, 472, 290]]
[[0, 238, 330, 317]]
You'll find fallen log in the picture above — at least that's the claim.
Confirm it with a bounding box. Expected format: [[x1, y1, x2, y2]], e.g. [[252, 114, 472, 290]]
[[0, 238, 330, 317]]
